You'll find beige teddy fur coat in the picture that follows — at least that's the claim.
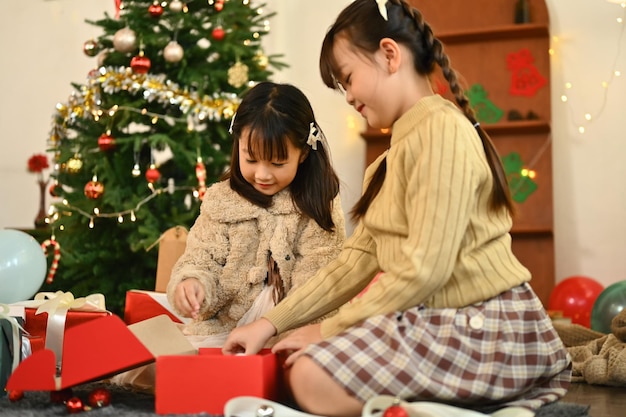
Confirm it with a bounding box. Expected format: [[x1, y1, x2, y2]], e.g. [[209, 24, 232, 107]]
[[167, 180, 346, 336]]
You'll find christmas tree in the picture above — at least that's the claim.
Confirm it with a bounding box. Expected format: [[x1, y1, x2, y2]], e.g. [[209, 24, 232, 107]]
[[44, 0, 286, 315]]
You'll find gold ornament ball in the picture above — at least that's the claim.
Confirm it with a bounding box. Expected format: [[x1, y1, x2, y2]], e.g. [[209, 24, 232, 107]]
[[113, 27, 137, 53], [164, 41, 184, 63], [83, 39, 99, 57], [254, 52, 269, 70], [65, 157, 83, 174]]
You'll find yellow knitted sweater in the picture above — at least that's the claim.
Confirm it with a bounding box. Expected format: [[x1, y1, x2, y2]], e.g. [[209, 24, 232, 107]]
[[265, 94, 531, 338]]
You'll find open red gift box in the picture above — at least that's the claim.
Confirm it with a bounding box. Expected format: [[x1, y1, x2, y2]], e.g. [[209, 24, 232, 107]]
[[123, 290, 188, 325], [156, 347, 286, 415], [7, 314, 286, 415]]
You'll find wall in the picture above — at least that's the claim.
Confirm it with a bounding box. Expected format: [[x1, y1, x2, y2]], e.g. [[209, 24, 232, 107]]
[[0, 0, 624, 289]]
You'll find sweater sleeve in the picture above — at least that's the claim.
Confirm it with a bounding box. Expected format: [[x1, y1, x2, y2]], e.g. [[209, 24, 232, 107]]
[[166, 189, 230, 318]]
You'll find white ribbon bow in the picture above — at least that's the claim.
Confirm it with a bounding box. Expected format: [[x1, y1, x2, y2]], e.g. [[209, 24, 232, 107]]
[[376, 0, 388, 21], [307, 122, 320, 150], [34, 291, 107, 374]]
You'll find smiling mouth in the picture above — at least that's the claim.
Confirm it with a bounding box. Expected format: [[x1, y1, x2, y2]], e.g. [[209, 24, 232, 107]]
[[356, 104, 365, 114]]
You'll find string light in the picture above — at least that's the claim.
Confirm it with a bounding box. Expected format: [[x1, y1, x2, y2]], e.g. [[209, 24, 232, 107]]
[[554, 4, 625, 134]]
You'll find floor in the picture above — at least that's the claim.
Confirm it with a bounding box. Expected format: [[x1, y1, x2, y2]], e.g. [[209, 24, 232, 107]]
[[563, 383, 626, 417]]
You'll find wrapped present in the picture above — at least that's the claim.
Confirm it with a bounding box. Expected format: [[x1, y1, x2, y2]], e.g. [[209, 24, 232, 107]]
[[12, 291, 111, 370], [124, 290, 189, 325], [7, 314, 196, 392], [156, 348, 286, 415], [1, 304, 25, 394]]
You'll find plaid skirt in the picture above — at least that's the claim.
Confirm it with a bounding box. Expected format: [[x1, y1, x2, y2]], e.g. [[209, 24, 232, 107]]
[[303, 283, 572, 411]]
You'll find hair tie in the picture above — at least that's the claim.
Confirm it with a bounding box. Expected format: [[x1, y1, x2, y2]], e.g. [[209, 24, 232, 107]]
[[375, 0, 388, 21], [473, 122, 480, 128], [307, 122, 321, 150]]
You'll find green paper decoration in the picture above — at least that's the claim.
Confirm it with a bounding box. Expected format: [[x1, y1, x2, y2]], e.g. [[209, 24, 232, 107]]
[[466, 84, 504, 124], [502, 152, 538, 203]]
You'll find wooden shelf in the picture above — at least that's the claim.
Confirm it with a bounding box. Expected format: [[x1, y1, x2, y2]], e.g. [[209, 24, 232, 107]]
[[483, 120, 551, 135], [438, 24, 549, 44]]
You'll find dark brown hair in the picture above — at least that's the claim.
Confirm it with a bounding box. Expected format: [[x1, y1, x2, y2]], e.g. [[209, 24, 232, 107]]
[[223, 81, 341, 232], [320, 0, 514, 221]]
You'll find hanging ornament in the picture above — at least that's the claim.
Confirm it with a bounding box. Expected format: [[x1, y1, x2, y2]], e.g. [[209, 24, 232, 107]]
[[228, 61, 249, 88], [98, 132, 116, 151], [83, 39, 99, 57], [164, 40, 184, 63], [131, 163, 141, 177], [169, 0, 183, 12], [84, 177, 105, 199], [148, 1, 164, 17], [41, 238, 61, 284], [214, 0, 225, 12], [112, 27, 137, 53], [254, 51, 269, 70], [49, 182, 59, 197], [131, 51, 151, 74], [65, 156, 83, 174], [96, 50, 109, 67], [66, 396, 84, 414], [145, 164, 161, 183], [507, 48, 546, 97], [212, 26, 225, 41], [196, 158, 207, 199], [88, 387, 111, 408]]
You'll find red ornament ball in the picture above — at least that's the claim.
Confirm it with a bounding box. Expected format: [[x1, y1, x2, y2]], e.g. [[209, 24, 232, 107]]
[[8, 390, 24, 402], [50, 388, 74, 404], [131, 54, 151, 74], [88, 387, 111, 408], [383, 404, 409, 417], [148, 2, 164, 17], [49, 183, 59, 197], [215, 1, 224, 11], [145, 166, 161, 183], [212, 26, 225, 41], [84, 180, 105, 199], [66, 396, 84, 414], [98, 133, 116, 151]]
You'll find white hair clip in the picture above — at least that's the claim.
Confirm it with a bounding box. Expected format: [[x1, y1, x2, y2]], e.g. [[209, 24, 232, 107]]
[[228, 113, 236, 134], [376, 0, 389, 21], [307, 122, 320, 150]]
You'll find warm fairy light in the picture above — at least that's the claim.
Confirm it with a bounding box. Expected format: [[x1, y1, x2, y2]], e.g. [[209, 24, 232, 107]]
[[118, 214, 124, 223], [89, 218, 94, 229], [554, 4, 625, 133], [130, 211, 136, 222], [93, 207, 100, 215]]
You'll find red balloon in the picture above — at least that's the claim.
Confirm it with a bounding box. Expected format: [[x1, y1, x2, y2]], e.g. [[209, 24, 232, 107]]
[[549, 276, 604, 328]]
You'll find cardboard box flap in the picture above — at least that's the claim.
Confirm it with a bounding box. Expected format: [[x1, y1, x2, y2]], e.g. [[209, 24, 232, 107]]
[[128, 314, 196, 357], [155, 226, 188, 292]]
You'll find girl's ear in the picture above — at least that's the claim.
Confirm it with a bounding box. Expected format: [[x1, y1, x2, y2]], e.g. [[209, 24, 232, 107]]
[[299, 148, 309, 164], [379, 38, 401, 74]]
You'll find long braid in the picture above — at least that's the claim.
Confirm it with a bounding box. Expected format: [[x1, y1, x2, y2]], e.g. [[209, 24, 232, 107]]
[[407, 1, 515, 215]]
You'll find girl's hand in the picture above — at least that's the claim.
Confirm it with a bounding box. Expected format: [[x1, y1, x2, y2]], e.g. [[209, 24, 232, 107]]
[[173, 278, 205, 319], [222, 318, 277, 355], [271, 323, 322, 367]]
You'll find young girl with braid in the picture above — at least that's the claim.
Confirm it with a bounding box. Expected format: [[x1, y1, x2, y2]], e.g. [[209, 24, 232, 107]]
[[223, 1, 571, 416]]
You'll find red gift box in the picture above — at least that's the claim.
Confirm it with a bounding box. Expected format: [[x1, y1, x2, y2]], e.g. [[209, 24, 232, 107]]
[[156, 348, 285, 415], [7, 314, 196, 392], [124, 290, 188, 325], [24, 307, 111, 346]]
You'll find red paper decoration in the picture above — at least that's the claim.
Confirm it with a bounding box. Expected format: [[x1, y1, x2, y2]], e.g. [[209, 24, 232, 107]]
[[84, 179, 105, 199], [98, 133, 116, 151], [507, 48, 546, 97], [131, 53, 151, 74]]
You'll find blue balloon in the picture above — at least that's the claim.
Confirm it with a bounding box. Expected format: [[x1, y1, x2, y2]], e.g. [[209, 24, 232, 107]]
[[0, 229, 47, 303], [590, 280, 626, 334]]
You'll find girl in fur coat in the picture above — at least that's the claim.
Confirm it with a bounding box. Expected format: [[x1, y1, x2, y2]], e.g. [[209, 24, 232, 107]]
[[167, 81, 346, 345]]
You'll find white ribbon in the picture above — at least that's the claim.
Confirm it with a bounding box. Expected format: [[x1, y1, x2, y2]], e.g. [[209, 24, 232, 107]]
[[33, 291, 107, 374], [376, 0, 388, 21]]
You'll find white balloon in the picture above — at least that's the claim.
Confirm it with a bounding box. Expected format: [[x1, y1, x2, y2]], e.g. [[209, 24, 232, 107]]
[[0, 229, 47, 303]]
